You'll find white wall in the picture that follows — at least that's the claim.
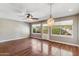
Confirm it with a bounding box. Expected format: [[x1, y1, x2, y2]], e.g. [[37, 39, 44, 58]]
[[0, 18, 30, 42]]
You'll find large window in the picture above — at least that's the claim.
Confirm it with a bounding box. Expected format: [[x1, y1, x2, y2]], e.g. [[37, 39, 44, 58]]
[[52, 20, 73, 36], [32, 24, 41, 33], [42, 22, 48, 39], [42, 23, 48, 34]]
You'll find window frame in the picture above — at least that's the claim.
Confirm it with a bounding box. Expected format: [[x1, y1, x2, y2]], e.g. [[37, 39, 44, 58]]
[[32, 23, 41, 34], [51, 19, 73, 38], [42, 22, 48, 34]]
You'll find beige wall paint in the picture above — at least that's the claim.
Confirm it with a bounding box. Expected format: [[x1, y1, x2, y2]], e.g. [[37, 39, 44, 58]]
[[0, 18, 30, 42]]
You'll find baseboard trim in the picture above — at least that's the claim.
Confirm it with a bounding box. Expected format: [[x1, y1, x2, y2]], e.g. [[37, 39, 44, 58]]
[[31, 37, 79, 47], [0, 37, 29, 43]]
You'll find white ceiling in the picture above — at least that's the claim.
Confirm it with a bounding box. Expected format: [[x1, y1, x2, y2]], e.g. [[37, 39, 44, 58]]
[[0, 3, 79, 22]]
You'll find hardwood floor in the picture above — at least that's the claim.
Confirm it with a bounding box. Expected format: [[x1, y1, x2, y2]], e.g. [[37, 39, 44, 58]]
[[0, 38, 79, 56]]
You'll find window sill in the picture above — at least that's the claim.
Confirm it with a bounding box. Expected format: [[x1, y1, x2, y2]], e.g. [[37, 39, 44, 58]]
[[51, 34, 73, 38], [32, 33, 41, 34]]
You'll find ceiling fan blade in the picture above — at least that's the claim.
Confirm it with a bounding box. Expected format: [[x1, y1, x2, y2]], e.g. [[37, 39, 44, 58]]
[[17, 15, 25, 17], [32, 18, 39, 20]]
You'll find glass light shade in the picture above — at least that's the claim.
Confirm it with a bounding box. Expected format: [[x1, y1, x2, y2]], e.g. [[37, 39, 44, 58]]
[[47, 17, 54, 27], [29, 15, 32, 19], [27, 18, 33, 21]]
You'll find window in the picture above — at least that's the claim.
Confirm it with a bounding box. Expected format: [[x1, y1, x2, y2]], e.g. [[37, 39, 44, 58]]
[[42, 23, 48, 34], [42, 22, 49, 39], [52, 20, 73, 36], [32, 24, 41, 33], [52, 25, 61, 35]]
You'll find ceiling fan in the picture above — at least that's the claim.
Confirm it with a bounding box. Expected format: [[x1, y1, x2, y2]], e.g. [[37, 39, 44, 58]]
[[26, 13, 39, 20], [17, 9, 39, 21]]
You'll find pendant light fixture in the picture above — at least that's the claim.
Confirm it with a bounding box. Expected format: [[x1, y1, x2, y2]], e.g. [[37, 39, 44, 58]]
[[47, 3, 54, 27]]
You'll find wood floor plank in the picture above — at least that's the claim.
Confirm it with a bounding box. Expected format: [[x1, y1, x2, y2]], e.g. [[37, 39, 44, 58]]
[[0, 38, 79, 56]]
